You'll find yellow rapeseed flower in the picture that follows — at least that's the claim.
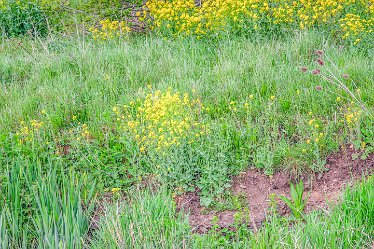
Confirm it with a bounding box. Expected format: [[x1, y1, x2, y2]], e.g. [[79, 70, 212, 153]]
[[116, 88, 209, 152]]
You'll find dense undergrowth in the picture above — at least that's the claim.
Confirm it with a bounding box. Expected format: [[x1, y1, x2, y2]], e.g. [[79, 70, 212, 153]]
[[1, 34, 373, 247], [0, 0, 143, 36], [1, 34, 373, 199], [0, 0, 373, 248]]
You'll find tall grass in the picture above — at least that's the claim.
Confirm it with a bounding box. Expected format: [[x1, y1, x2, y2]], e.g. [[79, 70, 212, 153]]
[[90, 188, 191, 249], [1, 33, 372, 170], [0, 160, 96, 248]]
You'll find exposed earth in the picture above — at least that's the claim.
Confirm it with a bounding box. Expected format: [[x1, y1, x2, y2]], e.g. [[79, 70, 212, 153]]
[[174, 146, 374, 233]]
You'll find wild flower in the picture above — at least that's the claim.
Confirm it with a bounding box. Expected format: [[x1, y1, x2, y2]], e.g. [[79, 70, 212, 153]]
[[312, 69, 321, 75], [114, 88, 209, 152], [89, 19, 131, 40], [300, 67, 308, 72], [306, 50, 373, 119], [111, 187, 121, 193], [142, 0, 373, 44], [316, 58, 325, 66], [80, 124, 91, 140], [16, 119, 44, 144], [315, 50, 324, 56], [315, 86, 323, 91], [342, 74, 350, 79], [111, 187, 121, 198], [339, 13, 373, 44], [342, 106, 362, 127]]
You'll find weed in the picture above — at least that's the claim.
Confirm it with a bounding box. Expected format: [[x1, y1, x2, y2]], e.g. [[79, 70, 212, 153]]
[[279, 180, 310, 220], [0, 0, 48, 37]]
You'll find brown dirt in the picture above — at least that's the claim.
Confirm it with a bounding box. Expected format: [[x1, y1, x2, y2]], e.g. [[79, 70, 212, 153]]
[[88, 192, 117, 231], [125, 2, 147, 33], [174, 146, 374, 233], [56, 143, 71, 156]]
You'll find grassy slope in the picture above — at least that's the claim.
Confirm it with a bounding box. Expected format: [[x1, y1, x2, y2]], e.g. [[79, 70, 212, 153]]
[[0, 32, 373, 247], [1, 33, 373, 174], [1, 34, 373, 129]]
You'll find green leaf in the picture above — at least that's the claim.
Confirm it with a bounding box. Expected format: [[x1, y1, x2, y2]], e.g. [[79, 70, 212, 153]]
[[200, 196, 213, 207]]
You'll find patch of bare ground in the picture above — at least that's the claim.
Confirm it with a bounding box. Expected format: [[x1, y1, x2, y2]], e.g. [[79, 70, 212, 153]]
[[124, 2, 147, 33], [88, 192, 116, 232], [174, 146, 374, 233]]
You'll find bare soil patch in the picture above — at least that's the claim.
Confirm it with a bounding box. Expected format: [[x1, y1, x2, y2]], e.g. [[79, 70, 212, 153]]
[[174, 146, 374, 233]]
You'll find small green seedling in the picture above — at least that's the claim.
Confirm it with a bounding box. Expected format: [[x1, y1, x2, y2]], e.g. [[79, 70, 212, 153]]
[[279, 180, 310, 219]]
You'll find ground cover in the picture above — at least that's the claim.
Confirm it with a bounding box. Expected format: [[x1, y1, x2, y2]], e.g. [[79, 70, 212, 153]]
[[0, 0, 373, 248]]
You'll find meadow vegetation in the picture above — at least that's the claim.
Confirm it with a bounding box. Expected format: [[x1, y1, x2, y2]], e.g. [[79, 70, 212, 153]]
[[0, 0, 373, 248]]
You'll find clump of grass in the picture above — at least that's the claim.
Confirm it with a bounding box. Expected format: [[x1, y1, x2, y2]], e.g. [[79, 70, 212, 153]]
[[0, 160, 96, 248], [90, 188, 192, 248]]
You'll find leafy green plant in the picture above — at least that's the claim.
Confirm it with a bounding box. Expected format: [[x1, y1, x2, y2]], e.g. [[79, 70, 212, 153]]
[[0, 0, 48, 37], [279, 180, 310, 219]]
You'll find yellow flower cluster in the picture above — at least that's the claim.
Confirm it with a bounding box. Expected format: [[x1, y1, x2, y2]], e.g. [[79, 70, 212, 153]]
[[111, 187, 121, 197], [343, 107, 361, 126], [339, 13, 373, 44], [306, 117, 325, 145], [89, 19, 131, 40], [144, 0, 373, 42], [296, 0, 343, 29], [16, 120, 44, 144], [145, 0, 259, 36], [80, 124, 91, 140], [227, 96, 256, 113], [64, 123, 92, 142], [114, 88, 209, 152]]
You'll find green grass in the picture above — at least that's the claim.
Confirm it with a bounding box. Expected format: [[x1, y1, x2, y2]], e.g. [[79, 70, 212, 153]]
[[90, 187, 192, 248], [0, 31, 373, 248], [0, 161, 372, 248], [0, 160, 96, 248], [1, 32, 372, 174]]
